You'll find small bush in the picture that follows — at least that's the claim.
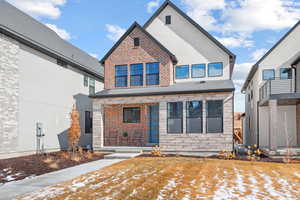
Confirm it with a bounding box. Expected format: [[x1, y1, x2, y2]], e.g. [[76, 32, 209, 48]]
[[151, 145, 163, 157], [219, 150, 236, 160]]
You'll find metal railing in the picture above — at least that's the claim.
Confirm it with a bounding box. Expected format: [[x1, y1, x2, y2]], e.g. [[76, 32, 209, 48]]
[[259, 77, 294, 101]]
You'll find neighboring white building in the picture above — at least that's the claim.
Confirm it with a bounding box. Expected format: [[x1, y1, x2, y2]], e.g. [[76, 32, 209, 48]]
[[0, 1, 104, 157], [242, 21, 300, 155]]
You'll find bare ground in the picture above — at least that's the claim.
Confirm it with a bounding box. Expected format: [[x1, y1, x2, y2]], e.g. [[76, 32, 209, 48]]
[[17, 157, 300, 200]]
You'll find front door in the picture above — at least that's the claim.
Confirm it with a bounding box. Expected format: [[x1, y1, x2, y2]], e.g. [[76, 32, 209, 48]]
[[148, 104, 159, 144]]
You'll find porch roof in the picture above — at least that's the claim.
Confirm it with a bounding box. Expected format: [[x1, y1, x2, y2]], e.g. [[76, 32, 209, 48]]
[[91, 80, 235, 98]]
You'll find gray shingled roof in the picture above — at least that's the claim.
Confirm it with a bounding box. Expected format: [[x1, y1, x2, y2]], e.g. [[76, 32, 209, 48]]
[[0, 0, 103, 79], [91, 80, 235, 98]]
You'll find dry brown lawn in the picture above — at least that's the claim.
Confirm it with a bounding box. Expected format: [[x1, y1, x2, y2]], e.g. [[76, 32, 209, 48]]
[[18, 157, 300, 200]]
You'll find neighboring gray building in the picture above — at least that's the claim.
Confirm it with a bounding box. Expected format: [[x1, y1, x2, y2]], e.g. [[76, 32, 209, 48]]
[[242, 20, 300, 156], [0, 1, 104, 157]]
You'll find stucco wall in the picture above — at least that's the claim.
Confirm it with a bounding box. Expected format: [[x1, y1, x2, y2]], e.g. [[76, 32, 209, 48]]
[[0, 34, 103, 154], [145, 4, 230, 82]]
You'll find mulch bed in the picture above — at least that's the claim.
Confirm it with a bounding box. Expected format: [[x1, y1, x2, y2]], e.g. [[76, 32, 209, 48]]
[[0, 151, 106, 184], [140, 153, 300, 164]]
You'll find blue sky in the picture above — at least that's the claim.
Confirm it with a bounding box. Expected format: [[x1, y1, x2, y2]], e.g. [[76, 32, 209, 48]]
[[6, 0, 300, 112]]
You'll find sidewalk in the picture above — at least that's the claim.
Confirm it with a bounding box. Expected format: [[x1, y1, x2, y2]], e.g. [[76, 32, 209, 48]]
[[0, 158, 124, 200]]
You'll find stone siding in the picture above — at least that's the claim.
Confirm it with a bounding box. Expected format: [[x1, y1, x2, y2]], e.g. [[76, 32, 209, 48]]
[[93, 92, 234, 152], [0, 33, 20, 153], [104, 26, 173, 89]]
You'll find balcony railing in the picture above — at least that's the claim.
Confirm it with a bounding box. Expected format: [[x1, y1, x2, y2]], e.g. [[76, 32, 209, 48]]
[[259, 78, 294, 101]]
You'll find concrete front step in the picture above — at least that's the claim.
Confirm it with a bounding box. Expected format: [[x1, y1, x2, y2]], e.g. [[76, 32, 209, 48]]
[[104, 153, 141, 159], [98, 146, 153, 153]]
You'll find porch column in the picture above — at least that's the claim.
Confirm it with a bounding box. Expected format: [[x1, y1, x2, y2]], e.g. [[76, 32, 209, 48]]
[[203, 100, 206, 134], [92, 100, 104, 150], [182, 101, 187, 134], [159, 102, 167, 135], [269, 99, 278, 150], [296, 104, 300, 146]]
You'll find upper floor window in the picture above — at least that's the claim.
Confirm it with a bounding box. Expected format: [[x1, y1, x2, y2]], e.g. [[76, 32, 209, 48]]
[[262, 69, 275, 80], [166, 15, 171, 25], [167, 102, 183, 133], [208, 62, 223, 77], [123, 107, 141, 123], [280, 68, 292, 79], [89, 78, 95, 95], [146, 62, 160, 85], [176, 65, 189, 79], [192, 64, 206, 78], [130, 64, 143, 86], [84, 75, 88, 87], [115, 65, 128, 87], [134, 37, 140, 47], [206, 100, 223, 133], [187, 101, 203, 133]]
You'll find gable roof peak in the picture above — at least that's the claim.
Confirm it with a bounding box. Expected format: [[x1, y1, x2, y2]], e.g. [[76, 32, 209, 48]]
[[100, 21, 177, 64], [143, 0, 236, 59]]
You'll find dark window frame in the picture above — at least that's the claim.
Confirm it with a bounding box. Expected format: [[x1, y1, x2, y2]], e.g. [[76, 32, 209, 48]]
[[130, 63, 144, 86], [208, 62, 223, 77], [84, 75, 89, 87], [85, 111, 93, 134], [206, 100, 223, 134], [146, 62, 160, 85], [191, 64, 206, 78], [166, 15, 171, 25], [115, 65, 128, 87], [175, 65, 190, 79], [123, 107, 141, 123], [280, 68, 292, 79], [186, 101, 203, 133], [134, 37, 140, 47], [89, 78, 95, 95], [167, 102, 183, 133], [262, 69, 275, 80]]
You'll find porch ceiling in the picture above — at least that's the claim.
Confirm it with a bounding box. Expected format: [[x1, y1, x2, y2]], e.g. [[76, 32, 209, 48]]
[[259, 93, 300, 106]]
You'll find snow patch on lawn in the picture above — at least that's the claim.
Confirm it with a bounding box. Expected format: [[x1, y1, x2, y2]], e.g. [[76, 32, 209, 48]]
[[295, 173, 300, 178], [21, 187, 65, 200]]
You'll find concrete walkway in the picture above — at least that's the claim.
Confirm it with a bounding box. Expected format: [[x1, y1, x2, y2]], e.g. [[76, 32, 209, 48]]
[[0, 159, 124, 200]]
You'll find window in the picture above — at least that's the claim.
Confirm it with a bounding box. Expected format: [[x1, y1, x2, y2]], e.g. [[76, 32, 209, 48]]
[[175, 65, 189, 79], [84, 75, 88, 87], [192, 64, 206, 78], [123, 107, 141, 123], [89, 78, 95, 95], [115, 65, 128, 87], [280, 68, 292, 79], [57, 59, 67, 67], [130, 64, 143, 86], [166, 15, 171, 24], [146, 62, 159, 85], [85, 111, 92, 134], [167, 102, 183, 133], [208, 62, 223, 77], [206, 100, 223, 133], [187, 101, 203, 133], [262, 69, 275, 80], [134, 37, 140, 47]]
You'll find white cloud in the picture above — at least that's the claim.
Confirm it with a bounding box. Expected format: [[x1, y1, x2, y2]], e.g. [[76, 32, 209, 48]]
[[181, 0, 226, 31], [89, 53, 98, 58], [7, 0, 67, 19], [105, 24, 126, 42], [216, 35, 254, 48], [221, 0, 300, 34], [46, 24, 71, 40], [147, 0, 160, 13], [251, 48, 268, 61]]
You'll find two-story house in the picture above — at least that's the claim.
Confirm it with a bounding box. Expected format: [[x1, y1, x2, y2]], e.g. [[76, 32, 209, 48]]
[[242, 21, 300, 156], [0, 1, 103, 158], [91, 0, 235, 153]]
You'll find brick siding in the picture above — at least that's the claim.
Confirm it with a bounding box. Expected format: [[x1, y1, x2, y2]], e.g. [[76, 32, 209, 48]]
[[104, 26, 173, 89]]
